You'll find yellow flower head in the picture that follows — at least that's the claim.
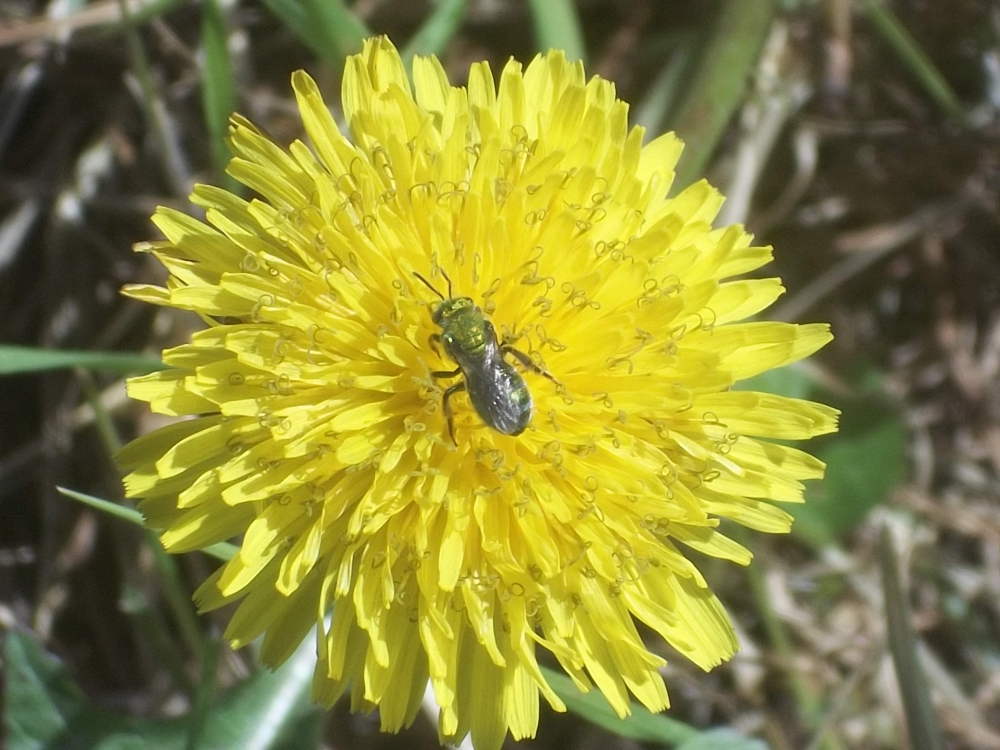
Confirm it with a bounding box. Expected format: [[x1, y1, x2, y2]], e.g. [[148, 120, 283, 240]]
[[119, 37, 838, 749]]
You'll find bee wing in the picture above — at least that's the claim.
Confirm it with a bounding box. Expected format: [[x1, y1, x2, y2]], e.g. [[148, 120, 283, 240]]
[[463, 359, 532, 436]]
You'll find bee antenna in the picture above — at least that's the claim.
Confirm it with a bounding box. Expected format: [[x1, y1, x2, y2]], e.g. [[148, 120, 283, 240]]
[[412, 272, 445, 301], [440, 269, 454, 298]]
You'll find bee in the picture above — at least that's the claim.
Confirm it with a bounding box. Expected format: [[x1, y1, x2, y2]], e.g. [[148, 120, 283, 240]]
[[413, 271, 556, 442]]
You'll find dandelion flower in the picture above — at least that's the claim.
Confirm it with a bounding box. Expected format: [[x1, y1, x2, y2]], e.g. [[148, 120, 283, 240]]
[[119, 36, 838, 750]]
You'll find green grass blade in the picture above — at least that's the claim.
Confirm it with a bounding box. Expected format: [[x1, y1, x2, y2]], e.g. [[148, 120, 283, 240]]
[[301, 0, 369, 61], [116, 0, 192, 195], [737, 530, 821, 728], [88, 0, 187, 40], [185, 637, 220, 750], [79, 370, 124, 454], [859, 0, 964, 120], [127, 0, 185, 26], [260, 0, 328, 59], [77, 375, 210, 667], [56, 487, 238, 562], [401, 0, 468, 63], [667, 0, 780, 190], [633, 33, 698, 136], [262, 0, 368, 66], [57, 485, 145, 525], [95, 0, 185, 38], [200, 0, 239, 190], [118, 583, 198, 695], [879, 527, 946, 750], [527, 0, 586, 62], [0, 345, 166, 375]]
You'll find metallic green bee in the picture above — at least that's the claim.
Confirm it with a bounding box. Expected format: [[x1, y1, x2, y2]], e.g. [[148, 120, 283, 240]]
[[414, 271, 555, 442]]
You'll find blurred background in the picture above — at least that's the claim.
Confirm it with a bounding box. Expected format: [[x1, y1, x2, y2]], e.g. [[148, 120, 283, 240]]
[[1, 1, 999, 748]]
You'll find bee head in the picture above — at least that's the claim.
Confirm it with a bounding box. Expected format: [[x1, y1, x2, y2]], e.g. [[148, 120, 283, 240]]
[[433, 297, 475, 325]]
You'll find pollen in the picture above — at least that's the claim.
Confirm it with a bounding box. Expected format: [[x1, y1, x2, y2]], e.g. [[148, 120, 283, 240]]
[[119, 36, 839, 750]]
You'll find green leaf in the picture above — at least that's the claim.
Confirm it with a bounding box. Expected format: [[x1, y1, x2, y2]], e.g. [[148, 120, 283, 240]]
[[198, 633, 322, 749], [879, 528, 946, 750], [677, 728, 770, 750], [4, 629, 321, 750], [527, 0, 586, 63], [401, 0, 468, 63], [541, 666, 768, 747], [0, 346, 166, 376], [202, 541, 238, 561], [667, 0, 780, 190], [741, 364, 907, 546], [200, 0, 239, 189], [542, 667, 695, 744], [791, 412, 907, 547], [4, 629, 182, 750], [56, 487, 238, 562], [736, 363, 817, 401]]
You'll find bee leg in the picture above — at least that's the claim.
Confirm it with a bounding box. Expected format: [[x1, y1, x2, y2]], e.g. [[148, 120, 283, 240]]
[[501, 345, 559, 385], [429, 333, 443, 357], [441, 381, 466, 444], [431, 367, 462, 379]]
